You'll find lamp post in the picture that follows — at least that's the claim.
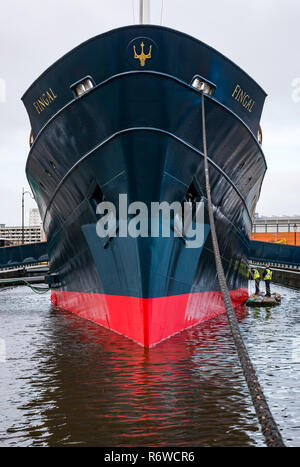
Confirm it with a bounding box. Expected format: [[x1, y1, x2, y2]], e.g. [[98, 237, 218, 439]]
[[293, 223, 297, 246], [22, 187, 34, 245]]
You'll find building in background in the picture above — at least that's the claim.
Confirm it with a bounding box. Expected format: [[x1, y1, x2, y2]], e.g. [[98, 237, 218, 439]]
[[0, 225, 44, 245], [29, 208, 43, 227], [0, 208, 45, 245], [251, 215, 300, 246], [0, 237, 14, 247]]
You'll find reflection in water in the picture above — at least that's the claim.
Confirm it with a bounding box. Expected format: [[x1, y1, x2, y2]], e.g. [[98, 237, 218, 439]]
[[0, 284, 299, 446]]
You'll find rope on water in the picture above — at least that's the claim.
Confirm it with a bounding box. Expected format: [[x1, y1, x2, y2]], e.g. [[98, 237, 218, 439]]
[[0, 279, 50, 294], [201, 92, 285, 447]]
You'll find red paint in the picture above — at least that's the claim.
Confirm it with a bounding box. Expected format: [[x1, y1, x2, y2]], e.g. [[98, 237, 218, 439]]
[[51, 288, 248, 347]]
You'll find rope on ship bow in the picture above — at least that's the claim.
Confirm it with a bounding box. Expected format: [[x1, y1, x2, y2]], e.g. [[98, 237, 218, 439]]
[[201, 92, 285, 447]]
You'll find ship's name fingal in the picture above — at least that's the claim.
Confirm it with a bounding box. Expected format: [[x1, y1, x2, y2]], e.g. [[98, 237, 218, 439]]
[[232, 84, 255, 112], [33, 88, 57, 115]]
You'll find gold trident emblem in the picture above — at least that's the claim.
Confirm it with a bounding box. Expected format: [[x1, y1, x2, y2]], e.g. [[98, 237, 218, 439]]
[[133, 42, 152, 67]]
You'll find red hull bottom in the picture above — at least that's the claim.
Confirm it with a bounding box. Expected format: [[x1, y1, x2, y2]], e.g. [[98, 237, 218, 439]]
[[51, 289, 248, 347]]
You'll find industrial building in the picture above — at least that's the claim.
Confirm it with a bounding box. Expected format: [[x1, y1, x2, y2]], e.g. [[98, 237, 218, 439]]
[[251, 215, 300, 246]]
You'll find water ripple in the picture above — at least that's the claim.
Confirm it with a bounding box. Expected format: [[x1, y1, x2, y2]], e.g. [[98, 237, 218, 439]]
[[0, 284, 299, 446]]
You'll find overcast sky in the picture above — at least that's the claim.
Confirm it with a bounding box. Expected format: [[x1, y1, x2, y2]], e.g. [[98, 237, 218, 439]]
[[0, 0, 299, 225]]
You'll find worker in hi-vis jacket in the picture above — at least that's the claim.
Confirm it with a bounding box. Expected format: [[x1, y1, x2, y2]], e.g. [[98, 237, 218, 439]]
[[262, 265, 272, 297], [249, 267, 260, 295]]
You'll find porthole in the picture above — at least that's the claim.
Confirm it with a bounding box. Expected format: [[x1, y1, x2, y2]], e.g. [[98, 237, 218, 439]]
[[191, 75, 215, 96], [71, 76, 95, 97]]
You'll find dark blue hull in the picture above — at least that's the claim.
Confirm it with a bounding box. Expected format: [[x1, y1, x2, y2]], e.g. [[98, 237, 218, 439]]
[[23, 26, 267, 345]]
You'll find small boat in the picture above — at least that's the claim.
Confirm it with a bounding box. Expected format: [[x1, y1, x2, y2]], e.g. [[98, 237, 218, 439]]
[[246, 293, 281, 307]]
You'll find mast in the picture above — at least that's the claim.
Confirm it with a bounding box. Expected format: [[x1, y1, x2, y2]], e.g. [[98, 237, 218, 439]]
[[139, 0, 150, 24]]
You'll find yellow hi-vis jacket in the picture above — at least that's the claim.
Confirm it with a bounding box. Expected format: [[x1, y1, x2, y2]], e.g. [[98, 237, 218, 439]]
[[264, 269, 272, 281], [253, 269, 260, 280]]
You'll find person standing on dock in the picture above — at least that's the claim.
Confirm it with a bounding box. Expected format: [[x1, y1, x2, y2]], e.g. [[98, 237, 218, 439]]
[[263, 265, 272, 297]]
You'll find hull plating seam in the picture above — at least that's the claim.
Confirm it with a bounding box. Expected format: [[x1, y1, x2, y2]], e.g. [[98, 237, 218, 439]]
[[26, 70, 267, 166], [42, 127, 252, 227]]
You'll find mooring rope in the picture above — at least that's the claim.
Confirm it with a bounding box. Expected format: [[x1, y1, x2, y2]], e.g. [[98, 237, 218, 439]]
[[201, 92, 285, 447], [0, 279, 50, 294]]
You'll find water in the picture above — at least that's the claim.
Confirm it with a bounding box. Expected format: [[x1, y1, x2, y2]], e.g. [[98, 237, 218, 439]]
[[0, 284, 299, 447]]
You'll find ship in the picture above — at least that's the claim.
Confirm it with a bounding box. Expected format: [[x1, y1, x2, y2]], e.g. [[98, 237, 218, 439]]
[[22, 4, 267, 347]]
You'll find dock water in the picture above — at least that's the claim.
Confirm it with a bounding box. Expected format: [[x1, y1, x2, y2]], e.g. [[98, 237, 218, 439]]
[[0, 283, 299, 446]]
